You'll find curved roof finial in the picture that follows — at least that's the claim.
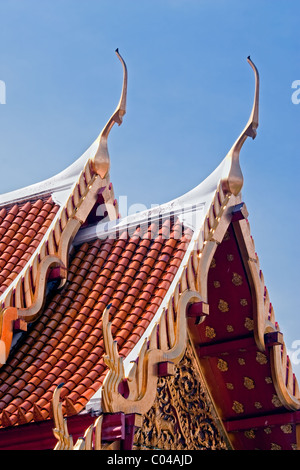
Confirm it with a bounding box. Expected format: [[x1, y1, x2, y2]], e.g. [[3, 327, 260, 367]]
[[221, 56, 259, 196], [91, 49, 128, 178]]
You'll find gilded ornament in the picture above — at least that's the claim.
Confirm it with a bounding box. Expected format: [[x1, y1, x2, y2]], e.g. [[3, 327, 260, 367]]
[[271, 395, 282, 408], [238, 358, 245, 365], [227, 254, 234, 261], [213, 281, 220, 288], [218, 299, 229, 313], [243, 377, 255, 390], [254, 402, 262, 409], [264, 427, 272, 434], [205, 326, 216, 339], [256, 352, 268, 365], [244, 317, 254, 331], [232, 272, 243, 286], [240, 298, 248, 306], [244, 429, 255, 439], [223, 231, 230, 241], [226, 325, 234, 332], [226, 383, 234, 390], [280, 424, 292, 434], [265, 376, 272, 384], [232, 401, 244, 414], [134, 342, 230, 450], [217, 358, 228, 372], [271, 443, 282, 451], [210, 258, 216, 269]]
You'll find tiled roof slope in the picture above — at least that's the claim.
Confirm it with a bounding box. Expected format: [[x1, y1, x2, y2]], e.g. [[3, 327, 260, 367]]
[[0, 217, 192, 428], [0, 197, 59, 300]]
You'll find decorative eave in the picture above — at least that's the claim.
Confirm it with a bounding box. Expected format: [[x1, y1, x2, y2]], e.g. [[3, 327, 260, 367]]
[[0, 55, 297, 451], [232, 217, 300, 411], [0, 49, 128, 367], [50, 57, 299, 451]]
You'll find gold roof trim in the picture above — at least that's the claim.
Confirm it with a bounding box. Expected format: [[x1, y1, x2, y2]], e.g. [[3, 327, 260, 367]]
[[221, 56, 259, 196], [91, 48, 127, 178]]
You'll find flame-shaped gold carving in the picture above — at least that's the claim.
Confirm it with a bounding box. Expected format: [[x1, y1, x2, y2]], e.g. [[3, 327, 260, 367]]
[[91, 49, 127, 178], [221, 56, 259, 196]]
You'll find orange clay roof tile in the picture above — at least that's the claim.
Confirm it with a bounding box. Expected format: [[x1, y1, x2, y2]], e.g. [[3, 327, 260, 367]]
[[0, 217, 191, 428]]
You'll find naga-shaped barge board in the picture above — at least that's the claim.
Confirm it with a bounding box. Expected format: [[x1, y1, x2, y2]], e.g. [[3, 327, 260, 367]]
[[101, 290, 203, 416], [0, 49, 128, 367]]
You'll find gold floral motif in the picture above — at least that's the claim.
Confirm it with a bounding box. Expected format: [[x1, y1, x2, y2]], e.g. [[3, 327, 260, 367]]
[[238, 358, 245, 365], [281, 424, 292, 434], [291, 444, 298, 450], [226, 325, 234, 333], [264, 427, 272, 434], [271, 395, 282, 408], [265, 376, 272, 384], [227, 254, 234, 261], [271, 443, 282, 450], [244, 429, 255, 439], [223, 231, 230, 241], [232, 272, 243, 286], [226, 383, 234, 390], [240, 298, 248, 307], [256, 352, 268, 365], [205, 326, 216, 339], [232, 401, 244, 414], [213, 281, 220, 288], [244, 317, 254, 331], [217, 359, 228, 372], [210, 258, 216, 269], [218, 299, 229, 313], [244, 377, 255, 390], [254, 402, 262, 409]]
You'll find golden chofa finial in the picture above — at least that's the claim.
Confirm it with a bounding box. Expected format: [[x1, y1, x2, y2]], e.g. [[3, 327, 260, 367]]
[[91, 49, 127, 178], [221, 56, 259, 196]]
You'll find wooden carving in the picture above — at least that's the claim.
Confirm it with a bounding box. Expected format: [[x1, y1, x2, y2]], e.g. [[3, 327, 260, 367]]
[[133, 340, 231, 450]]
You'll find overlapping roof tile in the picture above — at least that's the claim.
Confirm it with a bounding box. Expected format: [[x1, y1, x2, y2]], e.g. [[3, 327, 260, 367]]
[[0, 216, 192, 427], [0, 197, 59, 298]]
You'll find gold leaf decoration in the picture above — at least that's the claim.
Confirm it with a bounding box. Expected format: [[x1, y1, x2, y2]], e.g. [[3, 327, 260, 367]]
[[227, 254, 234, 261], [238, 358, 245, 366], [226, 325, 234, 333], [256, 352, 268, 365], [232, 401, 244, 414], [244, 317, 254, 331], [271, 395, 282, 408], [223, 231, 230, 241], [244, 377, 255, 390], [218, 299, 229, 313], [271, 443, 281, 450], [134, 342, 230, 450], [281, 424, 292, 434], [240, 298, 248, 306], [244, 429, 255, 439], [205, 326, 216, 339], [265, 376, 272, 384], [232, 272, 243, 286], [217, 359, 228, 372], [210, 258, 216, 269], [226, 383, 234, 390], [254, 402, 262, 409], [213, 281, 220, 288], [264, 427, 272, 434]]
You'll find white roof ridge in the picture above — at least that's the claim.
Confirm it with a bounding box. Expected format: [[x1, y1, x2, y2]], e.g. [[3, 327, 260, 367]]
[[74, 156, 227, 246], [0, 138, 99, 208]]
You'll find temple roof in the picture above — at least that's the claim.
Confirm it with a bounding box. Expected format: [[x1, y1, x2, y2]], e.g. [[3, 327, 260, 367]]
[[0, 52, 299, 451]]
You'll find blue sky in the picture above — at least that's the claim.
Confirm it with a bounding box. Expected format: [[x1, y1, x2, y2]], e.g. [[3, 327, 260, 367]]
[[0, 1, 299, 377]]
